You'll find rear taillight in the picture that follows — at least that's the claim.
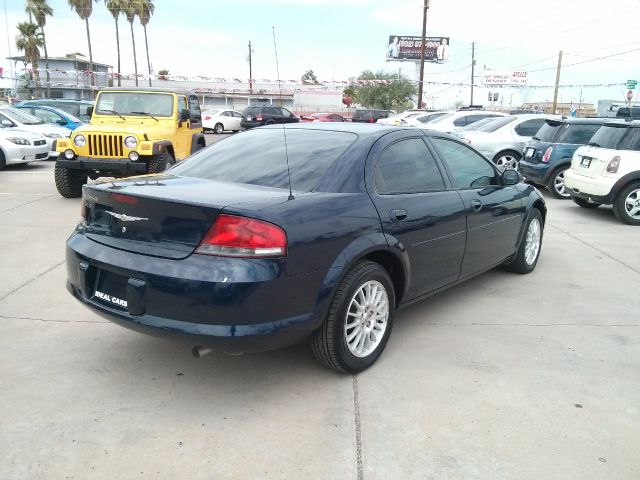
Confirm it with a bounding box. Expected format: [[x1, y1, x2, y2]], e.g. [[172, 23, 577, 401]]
[[256, 115, 263, 122], [606, 155, 621, 173], [203, 115, 211, 120], [196, 214, 287, 257], [542, 147, 553, 163], [369, 117, 374, 123]]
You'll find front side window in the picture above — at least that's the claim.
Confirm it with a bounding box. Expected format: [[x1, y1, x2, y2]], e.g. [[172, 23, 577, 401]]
[[188, 95, 201, 121], [96, 92, 174, 117], [431, 137, 498, 189], [33, 108, 64, 124], [177, 96, 188, 116], [375, 138, 446, 194]]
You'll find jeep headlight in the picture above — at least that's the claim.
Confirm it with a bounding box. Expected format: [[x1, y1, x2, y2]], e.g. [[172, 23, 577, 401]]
[[124, 136, 138, 149], [74, 134, 86, 147]]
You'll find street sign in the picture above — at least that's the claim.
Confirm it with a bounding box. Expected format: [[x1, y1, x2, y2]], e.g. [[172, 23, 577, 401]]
[[626, 79, 637, 89], [627, 90, 634, 101]]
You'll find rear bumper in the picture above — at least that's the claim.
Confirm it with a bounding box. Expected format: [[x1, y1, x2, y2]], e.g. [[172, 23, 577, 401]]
[[66, 233, 325, 353], [240, 121, 262, 129], [57, 157, 147, 174], [519, 160, 552, 184], [564, 169, 615, 203]]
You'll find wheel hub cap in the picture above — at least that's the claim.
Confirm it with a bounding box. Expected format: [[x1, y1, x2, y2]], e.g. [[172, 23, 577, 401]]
[[624, 189, 640, 218], [344, 280, 389, 358], [524, 218, 541, 265]]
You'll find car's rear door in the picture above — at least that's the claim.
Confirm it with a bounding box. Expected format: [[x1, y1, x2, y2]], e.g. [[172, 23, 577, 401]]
[[367, 131, 467, 299], [429, 136, 523, 278]]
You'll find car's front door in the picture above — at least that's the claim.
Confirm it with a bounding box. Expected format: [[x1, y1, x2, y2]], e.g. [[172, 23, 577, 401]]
[[368, 132, 467, 299], [174, 95, 192, 160], [429, 136, 523, 278]]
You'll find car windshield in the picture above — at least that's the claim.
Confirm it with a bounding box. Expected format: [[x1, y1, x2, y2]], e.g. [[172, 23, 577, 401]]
[[2, 107, 45, 125], [554, 123, 603, 144], [535, 121, 563, 141], [589, 125, 629, 149], [95, 92, 174, 117], [170, 128, 357, 192], [426, 112, 454, 124], [467, 116, 516, 132]]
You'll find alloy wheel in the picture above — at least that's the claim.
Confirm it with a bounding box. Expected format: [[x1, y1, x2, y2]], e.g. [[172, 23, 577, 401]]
[[344, 280, 389, 358], [524, 218, 541, 265], [553, 171, 569, 197], [495, 154, 519, 169], [624, 188, 640, 220]]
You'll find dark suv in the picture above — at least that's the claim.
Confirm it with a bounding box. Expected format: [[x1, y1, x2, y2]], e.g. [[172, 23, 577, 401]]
[[352, 109, 392, 123], [240, 105, 299, 129], [519, 117, 607, 198]]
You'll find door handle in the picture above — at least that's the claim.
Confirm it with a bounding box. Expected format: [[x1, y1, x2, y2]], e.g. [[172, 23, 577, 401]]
[[390, 209, 408, 223], [470, 199, 483, 212]]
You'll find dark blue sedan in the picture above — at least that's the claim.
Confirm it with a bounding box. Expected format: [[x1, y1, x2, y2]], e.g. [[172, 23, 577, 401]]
[[66, 124, 546, 372]]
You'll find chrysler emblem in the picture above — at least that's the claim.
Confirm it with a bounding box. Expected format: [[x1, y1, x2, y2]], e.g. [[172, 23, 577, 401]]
[[106, 211, 149, 222]]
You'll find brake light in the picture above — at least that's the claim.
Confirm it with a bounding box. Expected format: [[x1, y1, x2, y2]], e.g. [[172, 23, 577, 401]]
[[203, 115, 211, 120], [256, 115, 263, 122], [606, 155, 621, 173], [110, 193, 138, 205], [542, 147, 553, 163], [369, 117, 374, 123], [196, 214, 287, 257]]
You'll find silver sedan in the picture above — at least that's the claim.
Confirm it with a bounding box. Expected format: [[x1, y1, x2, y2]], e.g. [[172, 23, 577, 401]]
[[453, 114, 560, 169], [0, 128, 50, 169]]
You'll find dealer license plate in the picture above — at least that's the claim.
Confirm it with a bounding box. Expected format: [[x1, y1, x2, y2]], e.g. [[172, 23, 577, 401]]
[[93, 270, 128, 310], [580, 156, 592, 168]]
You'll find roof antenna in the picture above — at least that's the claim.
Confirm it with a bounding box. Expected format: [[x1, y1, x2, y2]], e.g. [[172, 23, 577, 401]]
[[272, 26, 294, 201]]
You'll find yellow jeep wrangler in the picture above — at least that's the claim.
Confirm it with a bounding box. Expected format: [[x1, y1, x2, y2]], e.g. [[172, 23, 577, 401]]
[[54, 87, 206, 198]]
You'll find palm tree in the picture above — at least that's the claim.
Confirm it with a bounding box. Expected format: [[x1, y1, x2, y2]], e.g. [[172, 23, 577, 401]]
[[123, 0, 140, 87], [68, 0, 96, 96], [15, 22, 44, 98], [105, 0, 125, 86], [25, 0, 53, 97], [138, 0, 154, 87]]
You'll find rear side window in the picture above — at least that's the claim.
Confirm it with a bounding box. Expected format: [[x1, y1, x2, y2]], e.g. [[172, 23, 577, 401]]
[[453, 116, 468, 127], [431, 137, 498, 189], [618, 128, 640, 151], [555, 124, 602, 145], [375, 138, 445, 194], [170, 129, 357, 192], [515, 119, 545, 137], [243, 106, 261, 115], [354, 110, 372, 119]]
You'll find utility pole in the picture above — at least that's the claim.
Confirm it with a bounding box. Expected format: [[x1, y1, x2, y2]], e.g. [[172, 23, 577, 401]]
[[248, 40, 253, 94], [551, 50, 563, 114], [470, 41, 475, 105], [417, 0, 429, 109]]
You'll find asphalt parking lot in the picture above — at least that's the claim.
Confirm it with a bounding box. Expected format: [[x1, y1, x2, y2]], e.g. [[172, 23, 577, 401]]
[[1, 136, 639, 479]]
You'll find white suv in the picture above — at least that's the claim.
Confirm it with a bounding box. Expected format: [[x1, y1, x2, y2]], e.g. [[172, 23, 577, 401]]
[[564, 121, 640, 225]]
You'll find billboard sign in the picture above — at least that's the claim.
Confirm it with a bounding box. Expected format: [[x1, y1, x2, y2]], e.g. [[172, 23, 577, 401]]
[[387, 35, 450, 62], [482, 70, 529, 86]]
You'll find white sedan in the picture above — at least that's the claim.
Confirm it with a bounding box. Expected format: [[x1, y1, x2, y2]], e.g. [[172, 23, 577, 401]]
[[0, 106, 70, 158], [202, 109, 243, 134], [0, 127, 50, 169]]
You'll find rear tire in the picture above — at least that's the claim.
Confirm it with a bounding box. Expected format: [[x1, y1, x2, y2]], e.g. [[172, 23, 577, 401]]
[[493, 150, 521, 170], [613, 182, 640, 225], [214, 123, 224, 134], [54, 163, 87, 198], [265, 120, 275, 125], [505, 209, 543, 274], [148, 151, 175, 173], [0, 150, 6, 170], [571, 196, 600, 209], [311, 261, 395, 373], [547, 166, 570, 199]]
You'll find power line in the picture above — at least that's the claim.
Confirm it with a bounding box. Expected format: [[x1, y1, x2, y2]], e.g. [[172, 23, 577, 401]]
[[527, 47, 640, 72]]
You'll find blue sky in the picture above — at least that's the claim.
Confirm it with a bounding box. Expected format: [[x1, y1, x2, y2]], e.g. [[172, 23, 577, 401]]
[[2, 0, 640, 108]]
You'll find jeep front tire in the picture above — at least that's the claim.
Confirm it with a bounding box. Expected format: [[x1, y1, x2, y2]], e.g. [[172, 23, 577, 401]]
[[54, 164, 87, 198]]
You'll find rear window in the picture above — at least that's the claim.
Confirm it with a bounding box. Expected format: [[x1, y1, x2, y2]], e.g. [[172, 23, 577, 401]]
[[243, 106, 262, 115], [417, 112, 447, 123], [535, 121, 563, 141], [555, 124, 602, 145], [170, 128, 357, 192], [471, 116, 516, 132], [589, 125, 630, 149], [353, 110, 372, 119]]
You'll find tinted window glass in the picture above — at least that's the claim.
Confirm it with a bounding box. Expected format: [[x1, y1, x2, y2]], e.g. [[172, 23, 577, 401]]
[[453, 117, 468, 127], [555, 124, 602, 144], [375, 138, 445, 194], [188, 95, 201, 121], [431, 137, 498, 188], [618, 128, 640, 151], [589, 125, 628, 149], [177, 96, 187, 115], [428, 112, 454, 124], [2, 107, 44, 125], [535, 121, 563, 141], [515, 119, 545, 137], [170, 129, 357, 192], [243, 106, 261, 115], [264, 107, 280, 116], [282, 108, 292, 118], [471, 116, 516, 132], [33, 108, 63, 124]]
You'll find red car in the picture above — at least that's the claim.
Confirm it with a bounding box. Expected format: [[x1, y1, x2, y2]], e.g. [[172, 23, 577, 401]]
[[300, 113, 347, 123]]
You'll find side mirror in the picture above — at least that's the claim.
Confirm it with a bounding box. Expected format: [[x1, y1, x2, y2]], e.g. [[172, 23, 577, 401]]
[[1, 119, 14, 127], [57, 119, 67, 125], [86, 106, 94, 118], [180, 108, 190, 122], [502, 169, 521, 186]]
